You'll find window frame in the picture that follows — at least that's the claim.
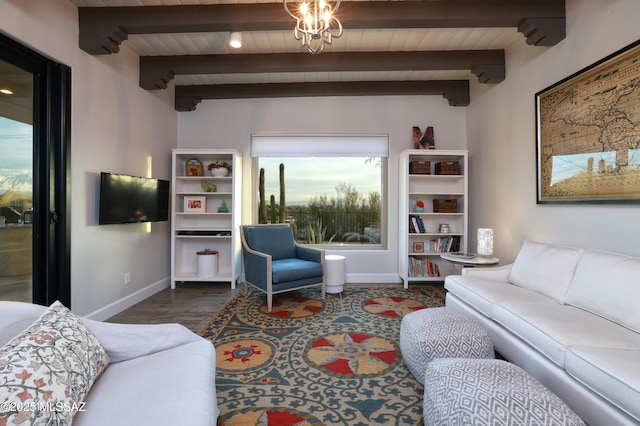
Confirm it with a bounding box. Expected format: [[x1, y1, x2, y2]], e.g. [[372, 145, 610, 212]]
[[250, 134, 389, 250]]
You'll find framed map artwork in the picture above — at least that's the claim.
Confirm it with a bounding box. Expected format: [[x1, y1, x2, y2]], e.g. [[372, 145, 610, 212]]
[[536, 39, 640, 203]]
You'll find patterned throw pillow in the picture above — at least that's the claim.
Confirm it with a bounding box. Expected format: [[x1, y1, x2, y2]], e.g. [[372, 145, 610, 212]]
[[0, 301, 110, 425]]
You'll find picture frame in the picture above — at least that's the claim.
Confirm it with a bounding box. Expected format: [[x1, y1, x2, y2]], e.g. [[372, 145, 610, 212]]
[[185, 158, 204, 176], [536, 39, 640, 204], [413, 242, 424, 253], [184, 196, 205, 213]]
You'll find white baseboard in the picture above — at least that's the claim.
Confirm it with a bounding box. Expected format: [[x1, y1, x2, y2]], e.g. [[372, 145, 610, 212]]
[[84, 277, 169, 321]]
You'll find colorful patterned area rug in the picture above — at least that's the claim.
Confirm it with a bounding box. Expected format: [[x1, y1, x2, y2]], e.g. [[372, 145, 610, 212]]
[[199, 285, 446, 426]]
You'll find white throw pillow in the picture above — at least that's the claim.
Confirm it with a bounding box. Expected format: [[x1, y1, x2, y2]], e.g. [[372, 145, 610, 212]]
[[0, 301, 109, 425], [508, 240, 584, 302], [566, 249, 640, 333]]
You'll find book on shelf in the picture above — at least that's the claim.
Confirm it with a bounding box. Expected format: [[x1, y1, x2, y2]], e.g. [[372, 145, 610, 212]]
[[408, 256, 440, 277], [447, 252, 477, 260], [429, 236, 461, 253], [408, 215, 426, 233]]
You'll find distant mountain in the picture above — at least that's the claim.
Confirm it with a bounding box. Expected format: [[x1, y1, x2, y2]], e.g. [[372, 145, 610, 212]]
[[0, 169, 32, 201]]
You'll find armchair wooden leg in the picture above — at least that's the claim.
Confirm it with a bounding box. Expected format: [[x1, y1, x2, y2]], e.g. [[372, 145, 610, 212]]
[[267, 294, 273, 312]]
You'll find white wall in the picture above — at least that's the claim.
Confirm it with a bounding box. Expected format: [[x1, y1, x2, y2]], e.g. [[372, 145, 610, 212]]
[[0, 0, 177, 317], [467, 0, 640, 263], [178, 96, 466, 282]]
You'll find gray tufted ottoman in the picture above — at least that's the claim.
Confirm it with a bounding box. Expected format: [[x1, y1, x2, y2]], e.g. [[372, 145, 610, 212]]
[[423, 358, 585, 425], [400, 307, 494, 384]]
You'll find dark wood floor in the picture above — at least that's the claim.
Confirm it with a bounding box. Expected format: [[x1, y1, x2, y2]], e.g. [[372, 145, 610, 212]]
[[105, 282, 429, 333], [106, 283, 239, 333]]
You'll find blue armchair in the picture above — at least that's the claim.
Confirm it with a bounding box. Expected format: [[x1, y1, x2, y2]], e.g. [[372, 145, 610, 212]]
[[240, 224, 325, 311]]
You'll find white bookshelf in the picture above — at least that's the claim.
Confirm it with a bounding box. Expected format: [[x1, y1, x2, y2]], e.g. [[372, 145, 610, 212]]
[[399, 149, 468, 287], [170, 149, 241, 289]]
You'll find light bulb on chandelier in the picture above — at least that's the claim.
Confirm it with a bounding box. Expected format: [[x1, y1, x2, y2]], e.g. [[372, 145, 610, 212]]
[[283, 0, 343, 54]]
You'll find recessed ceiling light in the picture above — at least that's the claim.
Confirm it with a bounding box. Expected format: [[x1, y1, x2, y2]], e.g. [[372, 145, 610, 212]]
[[0, 88, 13, 95], [229, 32, 242, 49]]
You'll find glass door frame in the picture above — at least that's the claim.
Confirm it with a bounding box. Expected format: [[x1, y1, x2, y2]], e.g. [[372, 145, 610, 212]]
[[0, 32, 71, 307]]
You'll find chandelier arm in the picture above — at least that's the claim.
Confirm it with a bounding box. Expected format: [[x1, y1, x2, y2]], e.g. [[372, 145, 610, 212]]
[[283, 0, 298, 20], [332, 17, 343, 39], [333, 0, 341, 14], [308, 41, 323, 54], [321, 16, 342, 45]]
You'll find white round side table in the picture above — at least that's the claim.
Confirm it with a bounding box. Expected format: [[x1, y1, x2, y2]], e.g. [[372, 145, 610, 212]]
[[325, 254, 346, 294]]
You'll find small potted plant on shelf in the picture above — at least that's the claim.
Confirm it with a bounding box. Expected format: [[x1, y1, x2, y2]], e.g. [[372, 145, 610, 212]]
[[207, 161, 232, 177]]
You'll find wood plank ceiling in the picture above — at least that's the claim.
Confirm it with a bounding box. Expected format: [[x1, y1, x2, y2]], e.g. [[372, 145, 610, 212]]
[[69, 0, 566, 111]]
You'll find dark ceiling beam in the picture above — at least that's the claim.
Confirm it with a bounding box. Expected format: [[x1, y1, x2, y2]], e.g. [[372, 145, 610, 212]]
[[174, 80, 470, 111], [79, 0, 565, 55], [519, 18, 566, 46], [140, 50, 505, 90]]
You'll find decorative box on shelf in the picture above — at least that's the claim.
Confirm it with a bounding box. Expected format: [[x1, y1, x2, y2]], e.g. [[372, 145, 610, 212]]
[[409, 161, 430, 174], [433, 199, 458, 213], [435, 161, 460, 175]]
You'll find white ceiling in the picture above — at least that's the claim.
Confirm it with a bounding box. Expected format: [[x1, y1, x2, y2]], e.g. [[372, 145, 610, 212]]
[[68, 0, 524, 86]]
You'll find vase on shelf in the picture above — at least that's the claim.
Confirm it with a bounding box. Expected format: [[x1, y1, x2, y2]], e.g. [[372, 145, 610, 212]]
[[210, 167, 229, 177]]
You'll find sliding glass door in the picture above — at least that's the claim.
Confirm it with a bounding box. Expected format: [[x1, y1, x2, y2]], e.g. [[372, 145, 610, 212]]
[[0, 60, 33, 302], [0, 33, 71, 307]]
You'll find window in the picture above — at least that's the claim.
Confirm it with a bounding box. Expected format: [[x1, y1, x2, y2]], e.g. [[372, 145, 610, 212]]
[[252, 135, 388, 247]]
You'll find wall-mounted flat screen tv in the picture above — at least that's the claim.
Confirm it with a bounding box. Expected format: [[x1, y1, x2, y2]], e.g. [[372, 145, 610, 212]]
[[99, 172, 170, 225]]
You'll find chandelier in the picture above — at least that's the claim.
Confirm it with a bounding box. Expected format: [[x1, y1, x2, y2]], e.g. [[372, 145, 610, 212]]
[[283, 0, 343, 54]]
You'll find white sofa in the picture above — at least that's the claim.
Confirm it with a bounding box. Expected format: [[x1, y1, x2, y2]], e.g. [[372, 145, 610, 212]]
[[444, 240, 640, 426], [0, 301, 219, 425]]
